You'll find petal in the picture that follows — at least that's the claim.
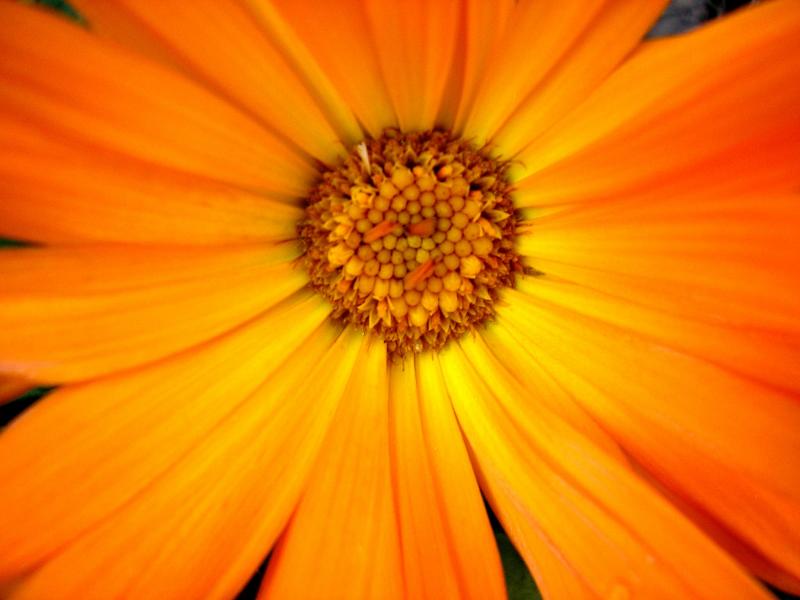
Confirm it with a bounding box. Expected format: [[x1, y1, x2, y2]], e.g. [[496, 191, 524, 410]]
[[442, 337, 773, 600], [0, 244, 307, 382], [450, 0, 515, 134], [73, 0, 353, 163], [4, 321, 361, 600], [0, 290, 328, 580], [261, 337, 404, 599], [0, 120, 302, 245], [510, 272, 800, 394], [66, 0, 184, 68], [461, 0, 607, 143], [389, 355, 506, 600], [0, 2, 313, 196], [268, 0, 396, 139], [362, 0, 462, 132], [242, 0, 372, 146], [491, 0, 668, 155], [517, 191, 800, 338], [493, 288, 800, 589], [512, 1, 800, 202]]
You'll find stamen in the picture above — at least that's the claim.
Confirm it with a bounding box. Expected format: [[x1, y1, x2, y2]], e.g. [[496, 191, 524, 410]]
[[405, 258, 435, 290], [363, 219, 397, 243]]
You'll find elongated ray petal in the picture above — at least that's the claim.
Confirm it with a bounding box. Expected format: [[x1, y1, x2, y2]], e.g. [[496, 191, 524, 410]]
[[0, 2, 314, 197], [260, 338, 404, 599], [74, 0, 353, 163], [513, 1, 800, 204], [492, 290, 800, 588], [443, 338, 773, 600], [0, 244, 306, 381], [389, 355, 506, 599], [4, 324, 361, 600]]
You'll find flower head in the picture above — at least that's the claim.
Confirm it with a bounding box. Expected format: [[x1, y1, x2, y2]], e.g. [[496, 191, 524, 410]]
[[1, 1, 799, 599]]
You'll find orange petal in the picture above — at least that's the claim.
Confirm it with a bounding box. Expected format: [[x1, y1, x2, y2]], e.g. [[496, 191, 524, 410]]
[[362, 0, 462, 132], [268, 0, 396, 139], [74, 0, 351, 164], [0, 244, 306, 382], [461, 0, 608, 143], [512, 1, 800, 203], [509, 272, 800, 394], [450, 0, 515, 134], [0, 119, 302, 245], [493, 289, 800, 589], [0, 2, 313, 196], [241, 0, 366, 147], [5, 323, 361, 600], [492, 1, 668, 155], [517, 191, 800, 338], [389, 355, 505, 599], [0, 291, 329, 581], [442, 337, 774, 600], [68, 0, 184, 69], [261, 337, 404, 599]]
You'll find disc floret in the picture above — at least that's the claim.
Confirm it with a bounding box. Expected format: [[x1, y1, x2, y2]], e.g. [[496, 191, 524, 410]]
[[300, 129, 521, 358]]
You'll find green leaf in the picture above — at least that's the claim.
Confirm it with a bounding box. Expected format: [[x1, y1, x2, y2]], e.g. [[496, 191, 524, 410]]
[[25, 0, 84, 24], [496, 529, 541, 600]]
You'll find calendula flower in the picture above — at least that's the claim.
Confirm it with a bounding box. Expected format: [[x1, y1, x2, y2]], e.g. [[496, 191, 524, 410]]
[[1, 0, 799, 598]]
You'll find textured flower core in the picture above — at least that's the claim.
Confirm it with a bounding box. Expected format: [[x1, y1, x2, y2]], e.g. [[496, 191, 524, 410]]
[[299, 129, 522, 358]]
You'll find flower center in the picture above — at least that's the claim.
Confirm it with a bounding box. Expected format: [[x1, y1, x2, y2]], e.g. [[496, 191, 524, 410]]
[[299, 129, 522, 358]]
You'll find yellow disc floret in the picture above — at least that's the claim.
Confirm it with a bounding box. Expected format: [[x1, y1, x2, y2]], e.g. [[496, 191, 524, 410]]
[[299, 129, 522, 358]]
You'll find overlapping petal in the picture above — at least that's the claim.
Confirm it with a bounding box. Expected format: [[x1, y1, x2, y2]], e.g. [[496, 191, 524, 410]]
[[444, 336, 774, 600], [260, 338, 403, 599], [462, 1, 668, 145], [361, 0, 461, 132], [0, 244, 306, 382], [0, 2, 314, 197], [71, 0, 357, 162], [490, 287, 800, 590], [517, 190, 800, 346], [0, 120, 301, 245], [390, 356, 506, 600], [2, 319, 358, 600], [511, 1, 800, 205]]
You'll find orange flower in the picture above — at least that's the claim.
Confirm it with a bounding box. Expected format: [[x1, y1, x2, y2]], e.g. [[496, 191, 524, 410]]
[[1, 1, 799, 599]]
